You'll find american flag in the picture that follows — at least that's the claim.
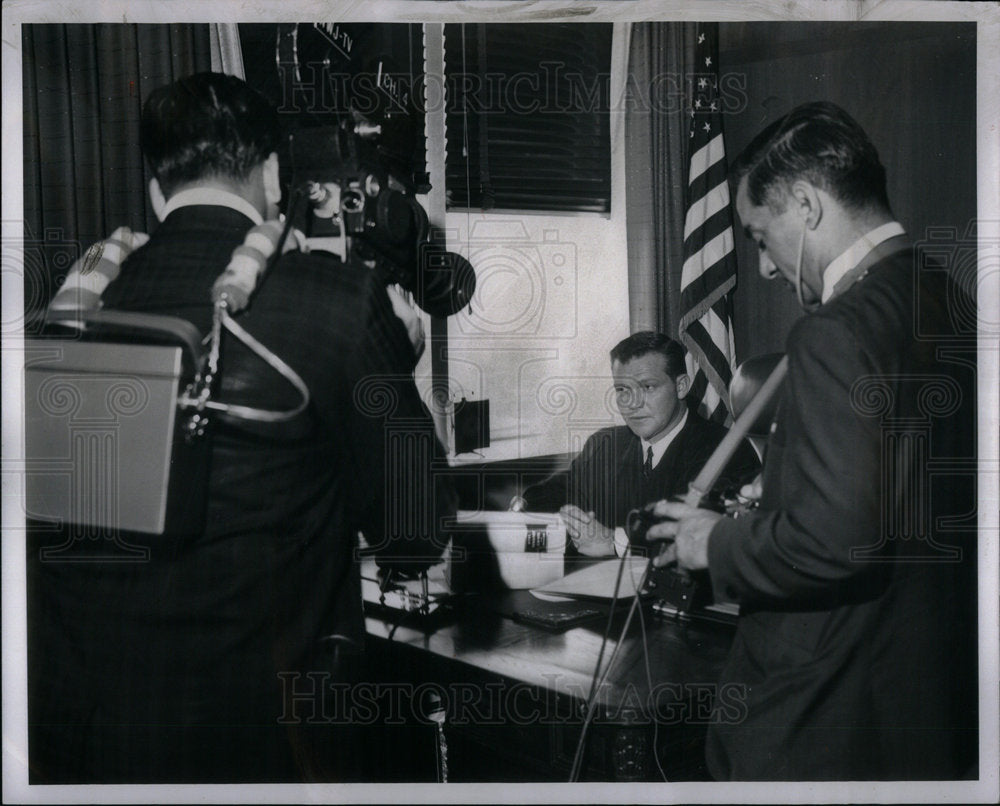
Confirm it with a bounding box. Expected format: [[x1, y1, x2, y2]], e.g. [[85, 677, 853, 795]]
[[678, 24, 737, 424]]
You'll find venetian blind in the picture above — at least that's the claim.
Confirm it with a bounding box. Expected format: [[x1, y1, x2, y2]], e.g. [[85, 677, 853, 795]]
[[443, 23, 612, 214]]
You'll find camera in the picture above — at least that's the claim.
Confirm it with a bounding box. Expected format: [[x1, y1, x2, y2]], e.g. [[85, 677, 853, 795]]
[[625, 505, 663, 546], [625, 503, 716, 615], [624, 490, 734, 546], [238, 22, 476, 317], [282, 119, 476, 318]]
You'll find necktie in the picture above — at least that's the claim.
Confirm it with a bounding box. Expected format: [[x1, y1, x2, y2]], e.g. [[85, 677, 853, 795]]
[[643, 446, 653, 479]]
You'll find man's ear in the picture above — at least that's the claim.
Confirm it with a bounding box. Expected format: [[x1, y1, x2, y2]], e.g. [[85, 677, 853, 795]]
[[149, 178, 167, 222], [262, 152, 281, 209], [675, 373, 691, 400], [789, 179, 823, 229]]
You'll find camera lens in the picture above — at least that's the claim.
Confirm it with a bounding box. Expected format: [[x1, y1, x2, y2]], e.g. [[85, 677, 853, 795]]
[[376, 191, 415, 244], [341, 189, 365, 213]]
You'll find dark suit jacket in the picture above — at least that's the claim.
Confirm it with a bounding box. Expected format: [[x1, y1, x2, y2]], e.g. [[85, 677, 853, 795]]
[[27, 205, 455, 783], [521, 412, 760, 550], [705, 239, 978, 780]]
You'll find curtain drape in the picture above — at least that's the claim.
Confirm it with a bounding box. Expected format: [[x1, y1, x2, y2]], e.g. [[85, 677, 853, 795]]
[[210, 23, 245, 78], [623, 22, 697, 338], [22, 23, 211, 321]]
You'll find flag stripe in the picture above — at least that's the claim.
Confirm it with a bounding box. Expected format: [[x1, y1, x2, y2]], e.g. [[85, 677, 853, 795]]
[[681, 209, 733, 280], [683, 204, 736, 262], [683, 331, 727, 421], [686, 315, 733, 388], [685, 363, 710, 407], [683, 181, 730, 239], [681, 228, 735, 292], [687, 133, 726, 186], [680, 257, 737, 316], [684, 334, 730, 412], [707, 398, 729, 424], [687, 162, 731, 215]]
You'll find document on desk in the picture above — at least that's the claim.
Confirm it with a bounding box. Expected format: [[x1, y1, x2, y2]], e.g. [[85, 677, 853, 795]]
[[531, 557, 649, 601]]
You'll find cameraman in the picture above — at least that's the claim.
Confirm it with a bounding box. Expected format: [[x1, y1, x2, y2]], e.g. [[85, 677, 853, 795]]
[[28, 71, 455, 783]]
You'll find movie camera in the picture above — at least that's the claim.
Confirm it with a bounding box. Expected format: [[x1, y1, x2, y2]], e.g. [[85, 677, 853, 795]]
[[270, 23, 476, 318]]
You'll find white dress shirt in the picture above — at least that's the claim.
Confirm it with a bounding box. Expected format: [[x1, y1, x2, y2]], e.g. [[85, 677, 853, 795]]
[[821, 221, 905, 303], [161, 187, 264, 225]]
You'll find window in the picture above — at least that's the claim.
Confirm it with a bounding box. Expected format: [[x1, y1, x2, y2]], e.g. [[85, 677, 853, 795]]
[[443, 23, 612, 214]]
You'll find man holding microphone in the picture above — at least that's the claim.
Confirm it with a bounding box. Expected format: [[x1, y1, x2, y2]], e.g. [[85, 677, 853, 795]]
[[646, 102, 978, 781]]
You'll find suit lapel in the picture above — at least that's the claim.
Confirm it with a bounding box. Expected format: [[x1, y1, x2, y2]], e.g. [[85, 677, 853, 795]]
[[613, 429, 642, 524], [616, 428, 641, 475], [656, 415, 696, 492]]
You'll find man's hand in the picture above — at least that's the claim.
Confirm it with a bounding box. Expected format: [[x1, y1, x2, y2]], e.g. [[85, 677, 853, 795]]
[[644, 500, 722, 570], [738, 474, 764, 506], [559, 504, 615, 557], [386, 285, 426, 361]]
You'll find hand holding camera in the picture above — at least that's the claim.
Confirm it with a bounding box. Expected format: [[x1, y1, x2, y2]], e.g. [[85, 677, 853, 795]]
[[628, 499, 721, 571]]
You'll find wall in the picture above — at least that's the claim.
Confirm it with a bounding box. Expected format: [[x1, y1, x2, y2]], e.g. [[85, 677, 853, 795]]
[[719, 22, 978, 358]]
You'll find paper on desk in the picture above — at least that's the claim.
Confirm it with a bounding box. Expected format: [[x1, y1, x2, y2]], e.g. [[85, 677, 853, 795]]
[[531, 557, 649, 601], [528, 590, 576, 603]]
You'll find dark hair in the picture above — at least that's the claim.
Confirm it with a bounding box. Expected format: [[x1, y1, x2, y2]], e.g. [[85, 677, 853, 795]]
[[730, 101, 890, 215], [610, 332, 687, 379], [141, 72, 280, 196]]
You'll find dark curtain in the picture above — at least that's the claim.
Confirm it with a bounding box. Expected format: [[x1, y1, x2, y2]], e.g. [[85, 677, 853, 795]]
[[623, 22, 697, 337], [22, 24, 211, 321]]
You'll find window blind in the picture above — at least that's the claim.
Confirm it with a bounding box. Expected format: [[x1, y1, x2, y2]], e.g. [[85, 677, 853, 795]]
[[443, 23, 612, 214]]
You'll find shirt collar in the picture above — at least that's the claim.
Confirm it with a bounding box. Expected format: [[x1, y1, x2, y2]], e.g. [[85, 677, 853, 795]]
[[161, 187, 263, 226], [641, 408, 688, 470], [821, 221, 905, 303]]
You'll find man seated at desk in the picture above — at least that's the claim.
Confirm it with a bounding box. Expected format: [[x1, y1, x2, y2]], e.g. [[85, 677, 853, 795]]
[[514, 332, 759, 556]]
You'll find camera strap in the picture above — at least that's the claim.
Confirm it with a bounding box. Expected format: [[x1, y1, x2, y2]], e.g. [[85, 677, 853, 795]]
[[180, 220, 311, 427], [177, 299, 310, 428]]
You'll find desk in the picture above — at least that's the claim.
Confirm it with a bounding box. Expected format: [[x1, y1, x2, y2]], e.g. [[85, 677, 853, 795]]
[[361, 562, 735, 782]]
